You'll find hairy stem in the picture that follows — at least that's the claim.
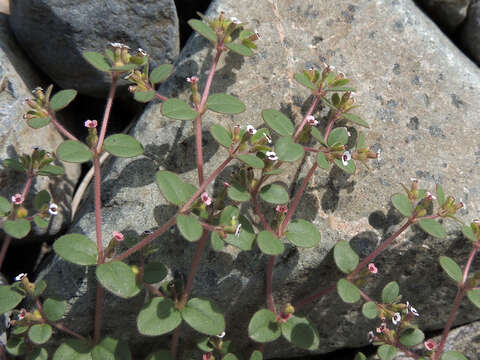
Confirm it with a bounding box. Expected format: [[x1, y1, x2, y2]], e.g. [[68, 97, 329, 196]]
[[154, 93, 168, 102], [21, 176, 34, 200], [48, 111, 78, 141], [96, 73, 118, 153], [293, 96, 320, 142]]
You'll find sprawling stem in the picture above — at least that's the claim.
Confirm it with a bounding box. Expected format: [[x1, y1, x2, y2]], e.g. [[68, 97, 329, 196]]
[[293, 284, 336, 311], [47, 111, 78, 141], [52, 322, 90, 343], [21, 176, 34, 200], [96, 73, 118, 153], [93, 155, 104, 263], [251, 192, 274, 233], [293, 96, 320, 142]]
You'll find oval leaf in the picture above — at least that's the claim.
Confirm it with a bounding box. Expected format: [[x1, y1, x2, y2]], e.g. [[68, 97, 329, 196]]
[[28, 117, 51, 129], [3, 219, 31, 239], [150, 64, 174, 84], [53, 339, 92, 360], [161, 99, 197, 120], [333, 240, 359, 274], [143, 262, 168, 284], [294, 73, 316, 90], [206, 94, 246, 114], [256, 231, 285, 255], [362, 301, 378, 319], [377, 344, 397, 360], [275, 137, 305, 162], [285, 219, 321, 248], [133, 90, 156, 103], [467, 289, 480, 309], [259, 184, 289, 204], [137, 297, 182, 336], [436, 183, 446, 206], [334, 158, 356, 174], [30, 348, 48, 360], [57, 140, 93, 163], [156, 171, 197, 206], [50, 90, 77, 111], [342, 113, 369, 128], [225, 215, 255, 251], [248, 309, 281, 343], [188, 19, 217, 43], [0, 196, 11, 216], [92, 336, 131, 360], [440, 351, 468, 360], [439, 256, 463, 283], [327, 127, 348, 147], [317, 152, 330, 170], [280, 315, 319, 350], [6, 336, 27, 356], [236, 154, 264, 169], [337, 278, 360, 303], [462, 225, 476, 242], [83, 51, 111, 72], [43, 297, 66, 321], [210, 232, 225, 252], [96, 261, 137, 298], [28, 324, 52, 345], [34, 190, 51, 210], [418, 218, 446, 239], [210, 124, 232, 148], [38, 164, 65, 176], [250, 350, 263, 360], [354, 353, 367, 360], [226, 43, 254, 56], [399, 328, 424, 347], [34, 215, 50, 229], [0, 286, 24, 314], [103, 134, 144, 158], [177, 214, 203, 242], [382, 281, 400, 304], [262, 109, 294, 136], [181, 297, 225, 335], [53, 233, 97, 266], [391, 193, 412, 217], [227, 182, 251, 202]]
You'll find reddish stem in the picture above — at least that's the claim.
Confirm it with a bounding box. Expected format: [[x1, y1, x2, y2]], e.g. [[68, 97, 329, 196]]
[[323, 112, 340, 143], [293, 284, 336, 311], [171, 326, 181, 359], [51, 322, 90, 343], [21, 176, 34, 200], [144, 283, 165, 297], [96, 73, 118, 153], [251, 192, 274, 233], [303, 146, 319, 153], [93, 283, 104, 344], [48, 111, 78, 141], [396, 344, 420, 360], [154, 93, 168, 102], [266, 256, 276, 314], [0, 236, 12, 271], [293, 96, 320, 142]]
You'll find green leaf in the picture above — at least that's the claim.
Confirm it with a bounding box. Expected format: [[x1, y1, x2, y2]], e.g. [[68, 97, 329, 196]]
[[146, 350, 173, 360], [362, 301, 378, 319], [275, 137, 305, 162], [181, 297, 225, 335], [326, 86, 356, 92], [382, 281, 400, 304], [34, 190, 51, 210], [418, 218, 446, 239], [150, 64, 174, 84], [236, 154, 264, 169], [439, 256, 462, 283], [333, 240, 359, 274], [342, 113, 369, 128], [327, 127, 348, 147], [96, 261, 138, 298], [3, 219, 31, 239], [250, 350, 263, 360], [207, 93, 246, 114], [156, 171, 197, 206], [210, 124, 232, 148], [226, 43, 254, 56], [280, 315, 319, 350], [259, 184, 289, 204], [103, 134, 144, 158], [83, 51, 111, 72], [317, 152, 330, 170], [354, 353, 366, 360], [225, 215, 255, 251], [161, 99, 197, 120], [248, 309, 281, 343], [50, 90, 77, 111], [436, 183, 445, 206], [196, 336, 214, 352], [337, 279, 360, 303], [133, 90, 156, 103], [38, 164, 65, 176], [33, 279, 47, 297], [440, 351, 468, 360], [356, 132, 366, 149], [285, 219, 321, 248], [256, 231, 284, 255], [92, 337, 131, 360], [3, 158, 26, 172], [177, 214, 203, 242], [12, 324, 29, 335], [43, 297, 66, 321], [34, 215, 50, 228], [334, 158, 356, 174], [219, 205, 239, 225], [53, 233, 98, 266], [188, 19, 217, 43], [399, 328, 424, 346], [227, 181, 251, 202], [28, 324, 52, 345], [262, 109, 294, 136], [30, 348, 48, 360], [211, 232, 225, 251], [294, 73, 316, 90], [222, 354, 239, 360], [53, 339, 92, 360], [467, 289, 480, 309], [311, 127, 326, 145], [143, 262, 168, 284], [250, 128, 271, 144], [462, 225, 476, 242], [377, 344, 397, 360], [0, 285, 24, 313], [391, 193, 412, 217], [6, 336, 27, 356], [331, 79, 350, 87], [110, 64, 136, 72], [28, 117, 51, 129], [0, 195, 12, 216], [57, 140, 93, 163], [137, 297, 182, 336]]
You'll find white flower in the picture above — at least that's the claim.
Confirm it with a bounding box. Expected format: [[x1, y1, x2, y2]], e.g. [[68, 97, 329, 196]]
[[48, 203, 58, 216], [406, 301, 419, 317], [14, 273, 27, 281], [234, 223, 242, 237], [263, 133, 272, 144], [410, 177, 418, 183], [341, 151, 351, 166], [367, 331, 375, 343], [306, 115, 318, 126], [376, 149, 381, 161], [137, 48, 147, 56], [11, 194, 24, 205], [216, 331, 226, 338], [246, 125, 257, 135], [230, 16, 240, 24], [266, 151, 278, 161], [392, 312, 401, 325]]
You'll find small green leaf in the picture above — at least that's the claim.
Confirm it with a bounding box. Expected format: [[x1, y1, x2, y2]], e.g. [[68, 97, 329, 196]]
[[50, 90, 77, 111], [382, 281, 400, 304], [418, 218, 446, 239], [210, 232, 225, 251], [3, 158, 26, 172], [342, 113, 369, 128], [222, 354, 239, 360], [275, 137, 304, 162], [280, 315, 319, 350], [30, 347, 48, 360], [53, 233, 98, 266], [103, 134, 144, 158], [331, 79, 350, 87], [377, 344, 397, 360], [156, 171, 197, 206], [57, 140, 93, 163], [188, 19, 217, 43], [133, 90, 156, 103], [250, 350, 263, 360], [6, 336, 27, 356], [38, 164, 65, 176], [285, 219, 321, 248], [256, 231, 284, 255], [83, 51, 111, 72], [439, 256, 463, 283], [0, 285, 24, 314], [337, 279, 360, 303], [96, 261, 138, 298], [440, 351, 468, 360], [210, 124, 232, 148], [399, 328, 424, 347], [391, 193, 412, 217], [196, 337, 214, 352], [28, 117, 51, 129], [317, 152, 330, 170], [262, 109, 294, 136], [43, 297, 66, 321], [467, 289, 480, 309], [326, 86, 356, 92], [436, 184, 445, 206], [92, 337, 131, 360], [33, 279, 47, 297], [327, 127, 349, 147], [3, 219, 31, 239], [362, 301, 378, 319], [248, 309, 281, 343], [219, 205, 239, 225], [236, 154, 264, 169], [53, 339, 92, 360], [181, 297, 225, 335], [226, 42, 254, 56], [177, 214, 203, 242], [311, 127, 326, 145], [34, 190, 51, 210], [354, 353, 366, 360], [259, 184, 289, 204], [0, 196, 12, 216], [111, 64, 136, 72], [12, 325, 29, 335], [146, 350, 173, 360], [225, 215, 255, 251], [294, 73, 316, 90], [137, 297, 182, 336], [28, 324, 52, 345], [150, 64, 174, 84], [356, 132, 366, 149], [250, 128, 270, 144], [334, 158, 356, 174], [161, 99, 197, 120], [227, 182, 251, 202], [462, 225, 477, 242], [333, 240, 359, 274], [34, 215, 50, 229], [143, 262, 168, 284], [207, 93, 246, 114]]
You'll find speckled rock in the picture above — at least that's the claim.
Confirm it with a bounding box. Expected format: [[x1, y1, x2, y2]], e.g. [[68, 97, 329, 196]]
[[416, 0, 470, 32], [8, 0, 179, 97], [38, 0, 480, 358], [0, 14, 80, 242], [461, 0, 480, 64]]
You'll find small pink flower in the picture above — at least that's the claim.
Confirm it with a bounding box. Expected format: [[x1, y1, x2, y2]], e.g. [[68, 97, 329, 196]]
[[276, 313, 292, 323], [84, 119, 98, 128], [201, 192, 212, 206], [425, 192, 436, 201], [306, 115, 318, 126], [376, 322, 387, 333], [113, 231, 124, 242], [341, 151, 352, 166], [11, 194, 24, 205], [14, 273, 27, 281], [203, 352, 213, 360], [276, 205, 288, 214], [424, 339, 437, 351], [223, 182, 231, 188], [17, 308, 27, 320], [186, 76, 199, 84], [246, 125, 257, 135], [368, 263, 378, 274], [48, 203, 58, 216]]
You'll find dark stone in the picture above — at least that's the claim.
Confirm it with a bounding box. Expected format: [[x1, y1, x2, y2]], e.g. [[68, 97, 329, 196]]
[[461, 0, 480, 64], [407, 116, 420, 130]]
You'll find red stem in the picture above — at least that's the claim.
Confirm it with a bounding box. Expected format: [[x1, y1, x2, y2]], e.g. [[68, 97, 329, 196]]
[[293, 284, 336, 311], [96, 74, 118, 153], [51, 322, 90, 343], [293, 96, 320, 142], [154, 93, 168, 102], [323, 112, 340, 143], [48, 111, 78, 141], [266, 256, 276, 314], [21, 176, 34, 200], [251, 192, 274, 233], [0, 236, 12, 271], [171, 326, 181, 359]]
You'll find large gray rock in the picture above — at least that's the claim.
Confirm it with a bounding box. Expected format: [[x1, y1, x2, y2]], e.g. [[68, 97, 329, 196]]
[[38, 0, 480, 358], [461, 0, 480, 64], [416, 0, 470, 32], [8, 0, 180, 97], [0, 14, 80, 242]]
